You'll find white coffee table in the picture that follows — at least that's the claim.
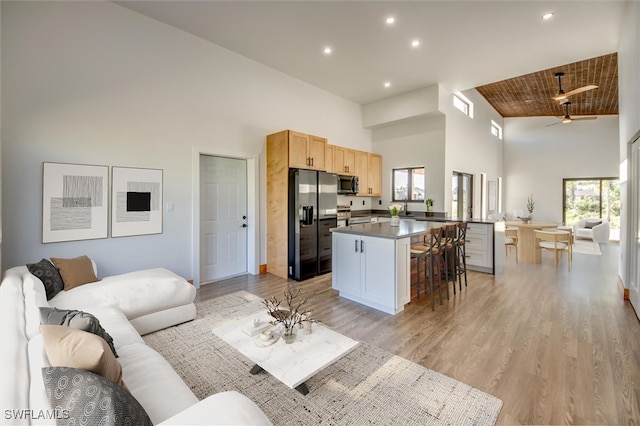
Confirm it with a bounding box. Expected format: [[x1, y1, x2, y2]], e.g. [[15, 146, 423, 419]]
[[212, 311, 358, 395]]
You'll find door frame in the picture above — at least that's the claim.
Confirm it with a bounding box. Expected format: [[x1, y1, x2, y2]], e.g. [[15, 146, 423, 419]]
[[192, 146, 259, 288], [627, 130, 640, 312]]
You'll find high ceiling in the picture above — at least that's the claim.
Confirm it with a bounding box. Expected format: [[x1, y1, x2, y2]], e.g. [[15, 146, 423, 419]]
[[477, 53, 618, 118], [115, 1, 626, 117]]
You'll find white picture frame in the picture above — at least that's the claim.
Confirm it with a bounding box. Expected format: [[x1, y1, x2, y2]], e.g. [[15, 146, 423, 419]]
[[111, 166, 163, 237], [42, 162, 109, 243]]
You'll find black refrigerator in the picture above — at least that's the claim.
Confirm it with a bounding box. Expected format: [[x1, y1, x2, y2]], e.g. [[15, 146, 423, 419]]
[[288, 169, 338, 281]]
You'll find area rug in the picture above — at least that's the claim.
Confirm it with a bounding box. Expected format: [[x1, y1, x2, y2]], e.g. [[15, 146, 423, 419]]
[[143, 291, 503, 425], [572, 239, 603, 255]]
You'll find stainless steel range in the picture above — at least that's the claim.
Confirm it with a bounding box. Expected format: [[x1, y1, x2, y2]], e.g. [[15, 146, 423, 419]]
[[336, 205, 351, 227]]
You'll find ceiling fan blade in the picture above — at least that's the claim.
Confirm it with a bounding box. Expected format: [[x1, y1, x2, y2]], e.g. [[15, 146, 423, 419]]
[[570, 116, 598, 121], [551, 85, 598, 101]]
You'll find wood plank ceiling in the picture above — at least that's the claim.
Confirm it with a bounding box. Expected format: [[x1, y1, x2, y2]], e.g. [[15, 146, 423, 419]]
[[476, 53, 618, 118]]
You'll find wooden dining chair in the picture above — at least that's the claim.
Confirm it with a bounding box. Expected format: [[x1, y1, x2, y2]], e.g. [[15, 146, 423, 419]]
[[504, 227, 518, 263], [534, 230, 572, 271]]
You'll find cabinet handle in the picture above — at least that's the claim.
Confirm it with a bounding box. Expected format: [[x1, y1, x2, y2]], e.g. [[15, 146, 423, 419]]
[[311, 157, 314, 166], [355, 240, 359, 253], [360, 240, 364, 253]]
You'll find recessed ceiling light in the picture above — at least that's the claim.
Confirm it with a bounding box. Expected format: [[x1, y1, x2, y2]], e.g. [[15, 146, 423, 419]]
[[385, 16, 395, 25], [542, 12, 554, 20], [411, 40, 421, 48], [384, 81, 391, 88], [323, 47, 332, 55]]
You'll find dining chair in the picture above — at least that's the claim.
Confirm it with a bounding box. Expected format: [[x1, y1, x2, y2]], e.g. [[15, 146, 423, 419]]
[[505, 227, 518, 263], [534, 230, 572, 271]]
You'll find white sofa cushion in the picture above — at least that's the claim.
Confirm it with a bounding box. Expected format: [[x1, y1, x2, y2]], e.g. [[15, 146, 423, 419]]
[[159, 392, 272, 425], [27, 335, 54, 426], [49, 268, 195, 320], [117, 343, 198, 424], [23, 274, 49, 340], [80, 305, 145, 349]]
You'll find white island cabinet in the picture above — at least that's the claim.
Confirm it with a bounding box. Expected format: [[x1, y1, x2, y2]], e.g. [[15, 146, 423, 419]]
[[331, 221, 433, 315]]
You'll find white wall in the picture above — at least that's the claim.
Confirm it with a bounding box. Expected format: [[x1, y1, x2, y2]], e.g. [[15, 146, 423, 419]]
[[371, 116, 446, 213], [1, 1, 371, 278], [503, 116, 619, 223], [439, 87, 504, 219]]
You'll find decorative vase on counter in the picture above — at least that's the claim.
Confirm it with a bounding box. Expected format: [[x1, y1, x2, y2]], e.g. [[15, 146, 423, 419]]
[[390, 216, 400, 226]]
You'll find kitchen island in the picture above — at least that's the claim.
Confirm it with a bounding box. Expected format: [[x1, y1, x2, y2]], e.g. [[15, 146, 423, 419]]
[[331, 221, 436, 315]]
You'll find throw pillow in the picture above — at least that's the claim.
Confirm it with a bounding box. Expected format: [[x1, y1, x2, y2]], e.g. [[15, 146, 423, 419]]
[[50, 255, 99, 291], [42, 367, 152, 426], [40, 307, 118, 358], [26, 259, 64, 300], [40, 324, 125, 388], [584, 220, 602, 229]]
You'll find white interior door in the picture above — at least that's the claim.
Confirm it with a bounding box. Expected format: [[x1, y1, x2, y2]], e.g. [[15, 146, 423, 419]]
[[630, 139, 640, 312], [200, 155, 248, 283]]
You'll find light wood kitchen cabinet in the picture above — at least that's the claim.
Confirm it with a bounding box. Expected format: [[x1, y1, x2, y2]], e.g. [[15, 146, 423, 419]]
[[325, 144, 336, 174], [368, 153, 382, 196], [287, 130, 326, 171], [334, 146, 356, 175], [355, 150, 369, 196], [354, 151, 382, 196]]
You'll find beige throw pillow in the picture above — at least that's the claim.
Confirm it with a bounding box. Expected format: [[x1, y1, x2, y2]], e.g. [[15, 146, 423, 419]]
[[50, 255, 99, 291], [40, 324, 125, 388]]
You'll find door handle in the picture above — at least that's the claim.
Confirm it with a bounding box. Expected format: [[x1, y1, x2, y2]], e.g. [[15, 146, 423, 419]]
[[242, 224, 247, 228]]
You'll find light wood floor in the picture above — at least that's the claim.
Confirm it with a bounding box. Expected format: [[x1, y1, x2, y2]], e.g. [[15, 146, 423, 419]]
[[196, 243, 640, 425]]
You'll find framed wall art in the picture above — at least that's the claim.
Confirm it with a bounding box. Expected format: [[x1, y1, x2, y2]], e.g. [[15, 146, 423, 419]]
[[42, 162, 109, 243], [111, 167, 163, 237]]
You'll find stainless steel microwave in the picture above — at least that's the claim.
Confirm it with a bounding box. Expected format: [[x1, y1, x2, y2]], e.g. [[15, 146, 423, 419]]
[[338, 175, 359, 194]]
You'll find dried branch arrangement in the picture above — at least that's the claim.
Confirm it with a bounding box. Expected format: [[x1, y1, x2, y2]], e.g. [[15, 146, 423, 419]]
[[263, 287, 313, 331]]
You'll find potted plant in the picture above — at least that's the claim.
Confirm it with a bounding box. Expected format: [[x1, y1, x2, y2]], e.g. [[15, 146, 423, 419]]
[[388, 204, 403, 226], [519, 194, 535, 223], [425, 198, 434, 216]]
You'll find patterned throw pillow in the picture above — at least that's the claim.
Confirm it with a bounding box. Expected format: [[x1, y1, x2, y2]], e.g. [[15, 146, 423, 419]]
[[40, 307, 118, 358], [27, 259, 64, 300], [42, 367, 152, 426]]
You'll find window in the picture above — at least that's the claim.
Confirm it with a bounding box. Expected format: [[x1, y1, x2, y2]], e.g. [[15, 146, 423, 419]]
[[452, 171, 473, 218], [453, 92, 474, 118], [392, 167, 425, 201], [563, 178, 620, 236], [490, 120, 502, 139]]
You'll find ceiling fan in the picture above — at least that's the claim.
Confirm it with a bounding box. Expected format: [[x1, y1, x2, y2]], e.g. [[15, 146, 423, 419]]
[[551, 72, 598, 102], [546, 101, 597, 127]]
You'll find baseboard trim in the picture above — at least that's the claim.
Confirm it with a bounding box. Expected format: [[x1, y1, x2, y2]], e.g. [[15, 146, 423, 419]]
[[259, 264, 267, 274], [618, 275, 629, 300]]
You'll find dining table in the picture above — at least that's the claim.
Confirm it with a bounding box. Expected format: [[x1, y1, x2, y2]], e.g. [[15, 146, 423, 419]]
[[505, 221, 559, 263]]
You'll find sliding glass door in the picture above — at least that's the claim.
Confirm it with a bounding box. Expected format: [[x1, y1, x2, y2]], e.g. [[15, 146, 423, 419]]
[[563, 177, 620, 239]]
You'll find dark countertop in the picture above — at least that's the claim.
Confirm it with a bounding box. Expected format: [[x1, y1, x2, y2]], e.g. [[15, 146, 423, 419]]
[[331, 221, 437, 239], [350, 209, 497, 225]]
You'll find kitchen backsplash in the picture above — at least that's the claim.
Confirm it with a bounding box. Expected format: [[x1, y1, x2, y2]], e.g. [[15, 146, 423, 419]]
[[337, 195, 381, 211]]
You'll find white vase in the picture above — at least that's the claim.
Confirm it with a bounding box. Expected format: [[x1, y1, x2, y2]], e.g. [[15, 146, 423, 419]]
[[390, 216, 400, 226]]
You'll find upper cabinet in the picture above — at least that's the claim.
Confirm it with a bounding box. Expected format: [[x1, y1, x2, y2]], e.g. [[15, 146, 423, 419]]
[[268, 130, 382, 197], [355, 151, 382, 196], [288, 130, 326, 171], [333, 146, 356, 175]]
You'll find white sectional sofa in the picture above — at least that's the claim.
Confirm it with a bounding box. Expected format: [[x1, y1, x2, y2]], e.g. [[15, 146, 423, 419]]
[[573, 218, 611, 243], [1, 260, 271, 425]]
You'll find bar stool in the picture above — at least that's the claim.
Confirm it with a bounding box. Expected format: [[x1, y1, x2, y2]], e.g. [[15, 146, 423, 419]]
[[411, 226, 445, 310], [442, 224, 458, 295], [454, 222, 468, 290], [410, 233, 429, 299]]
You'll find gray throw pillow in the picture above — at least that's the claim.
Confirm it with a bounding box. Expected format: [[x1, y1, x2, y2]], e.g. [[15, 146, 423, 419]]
[[42, 367, 152, 426], [39, 307, 118, 358], [27, 259, 65, 300], [584, 220, 602, 229]]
